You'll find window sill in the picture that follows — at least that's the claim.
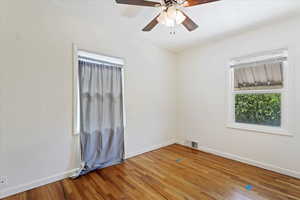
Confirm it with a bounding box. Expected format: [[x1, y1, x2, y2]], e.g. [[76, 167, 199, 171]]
[[226, 123, 293, 137]]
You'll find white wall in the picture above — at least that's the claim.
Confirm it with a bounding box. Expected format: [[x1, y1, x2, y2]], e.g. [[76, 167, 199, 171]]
[[177, 15, 300, 177], [1, 0, 299, 198], [0, 0, 177, 197]]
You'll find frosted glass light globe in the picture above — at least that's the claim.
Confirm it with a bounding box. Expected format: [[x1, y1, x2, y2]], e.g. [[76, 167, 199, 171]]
[[167, 6, 177, 20], [175, 10, 186, 24]]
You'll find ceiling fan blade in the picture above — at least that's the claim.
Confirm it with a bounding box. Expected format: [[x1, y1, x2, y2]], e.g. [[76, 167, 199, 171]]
[[115, 0, 161, 7], [142, 14, 160, 32], [183, 0, 220, 7], [182, 13, 199, 31]]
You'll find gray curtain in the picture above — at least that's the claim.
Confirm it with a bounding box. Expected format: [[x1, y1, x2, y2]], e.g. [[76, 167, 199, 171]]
[[79, 59, 124, 174]]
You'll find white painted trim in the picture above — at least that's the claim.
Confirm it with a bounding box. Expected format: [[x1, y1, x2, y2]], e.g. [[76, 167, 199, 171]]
[[227, 54, 290, 136], [179, 143, 300, 179], [226, 123, 293, 137], [0, 139, 177, 199], [78, 50, 125, 66], [230, 48, 288, 66], [125, 139, 177, 159], [73, 44, 80, 136], [233, 89, 286, 94], [121, 68, 127, 128], [0, 168, 80, 199]]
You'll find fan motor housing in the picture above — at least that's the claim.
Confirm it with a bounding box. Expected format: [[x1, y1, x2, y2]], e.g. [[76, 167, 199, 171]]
[[164, 0, 178, 7]]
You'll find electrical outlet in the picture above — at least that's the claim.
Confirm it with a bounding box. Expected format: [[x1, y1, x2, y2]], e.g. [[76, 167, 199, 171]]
[[0, 176, 8, 185]]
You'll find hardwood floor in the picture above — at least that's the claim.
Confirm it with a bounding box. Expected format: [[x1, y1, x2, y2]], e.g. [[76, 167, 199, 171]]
[[4, 144, 300, 200]]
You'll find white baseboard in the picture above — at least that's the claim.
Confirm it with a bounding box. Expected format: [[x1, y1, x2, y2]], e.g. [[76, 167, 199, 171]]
[[3, 140, 297, 198], [178, 142, 300, 179], [0, 168, 79, 199], [0, 139, 178, 199], [125, 138, 177, 159]]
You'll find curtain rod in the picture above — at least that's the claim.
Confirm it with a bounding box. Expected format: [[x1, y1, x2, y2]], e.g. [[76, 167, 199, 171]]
[[78, 56, 123, 68], [78, 50, 125, 66]]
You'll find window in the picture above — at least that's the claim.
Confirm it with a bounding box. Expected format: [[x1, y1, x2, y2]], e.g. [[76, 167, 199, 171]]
[[235, 93, 281, 127], [228, 49, 291, 136], [72, 45, 126, 136]]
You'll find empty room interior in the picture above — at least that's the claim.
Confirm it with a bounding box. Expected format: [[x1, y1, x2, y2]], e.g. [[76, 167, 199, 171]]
[[1, 0, 300, 199]]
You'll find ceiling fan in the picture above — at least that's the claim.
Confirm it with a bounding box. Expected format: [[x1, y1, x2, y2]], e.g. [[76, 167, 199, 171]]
[[115, 0, 220, 32]]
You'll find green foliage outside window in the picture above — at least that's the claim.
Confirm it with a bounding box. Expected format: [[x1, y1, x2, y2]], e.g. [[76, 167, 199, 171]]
[[235, 93, 281, 127]]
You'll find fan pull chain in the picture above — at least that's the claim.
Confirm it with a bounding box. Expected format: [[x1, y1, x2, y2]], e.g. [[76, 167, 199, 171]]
[[170, 26, 176, 35]]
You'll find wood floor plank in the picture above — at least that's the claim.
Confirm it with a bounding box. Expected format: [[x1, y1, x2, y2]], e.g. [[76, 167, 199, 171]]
[[3, 144, 300, 200]]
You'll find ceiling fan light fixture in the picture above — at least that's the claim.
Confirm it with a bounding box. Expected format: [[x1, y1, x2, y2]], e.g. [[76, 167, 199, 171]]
[[116, 0, 221, 32], [164, 18, 176, 27], [166, 6, 186, 25], [175, 10, 186, 24], [166, 6, 177, 19], [157, 11, 175, 27], [157, 11, 167, 24], [157, 7, 186, 27]]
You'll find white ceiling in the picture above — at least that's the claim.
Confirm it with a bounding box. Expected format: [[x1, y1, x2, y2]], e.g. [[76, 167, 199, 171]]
[[115, 0, 300, 52], [50, 0, 300, 53]]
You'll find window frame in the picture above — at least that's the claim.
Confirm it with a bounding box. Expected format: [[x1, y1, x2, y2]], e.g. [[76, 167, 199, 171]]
[[227, 50, 292, 136]]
